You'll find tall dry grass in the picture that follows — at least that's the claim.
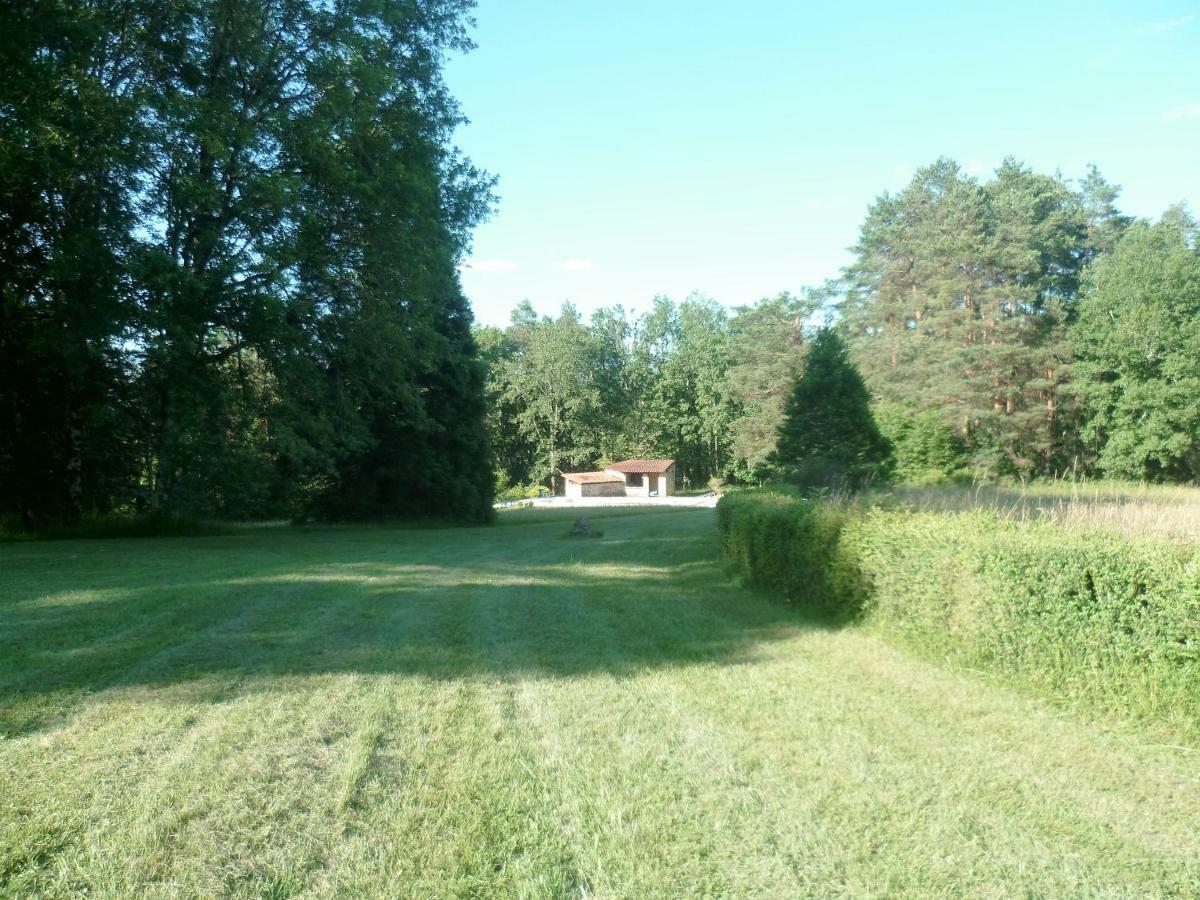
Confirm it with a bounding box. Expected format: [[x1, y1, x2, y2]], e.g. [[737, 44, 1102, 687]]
[[882, 481, 1200, 542]]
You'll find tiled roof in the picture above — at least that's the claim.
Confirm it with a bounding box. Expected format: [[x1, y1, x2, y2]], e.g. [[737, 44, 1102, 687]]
[[563, 471, 624, 484], [606, 459, 675, 474]]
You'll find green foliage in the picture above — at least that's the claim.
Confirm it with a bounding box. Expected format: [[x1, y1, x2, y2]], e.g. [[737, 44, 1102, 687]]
[[487, 302, 614, 494], [873, 402, 967, 483], [475, 157, 1199, 493], [771, 329, 891, 489], [635, 295, 740, 486], [841, 158, 1106, 477], [0, 0, 495, 527], [847, 509, 1200, 738], [723, 292, 816, 478], [481, 294, 745, 496], [0, 1, 148, 525], [716, 489, 862, 618], [1072, 212, 1200, 482], [719, 490, 1200, 739]]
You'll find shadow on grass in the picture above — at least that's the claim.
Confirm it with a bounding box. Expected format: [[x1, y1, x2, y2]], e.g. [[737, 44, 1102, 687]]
[[0, 512, 835, 737]]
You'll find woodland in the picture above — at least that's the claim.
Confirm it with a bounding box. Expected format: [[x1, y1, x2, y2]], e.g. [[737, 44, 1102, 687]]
[[3, 1, 1198, 533], [484, 160, 1200, 497]]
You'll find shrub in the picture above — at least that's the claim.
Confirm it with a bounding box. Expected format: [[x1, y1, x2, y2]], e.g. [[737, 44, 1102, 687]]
[[716, 489, 863, 620], [719, 490, 1200, 739]]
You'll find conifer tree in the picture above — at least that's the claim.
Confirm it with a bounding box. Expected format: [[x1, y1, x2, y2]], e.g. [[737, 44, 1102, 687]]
[[841, 157, 1098, 476], [771, 328, 890, 488]]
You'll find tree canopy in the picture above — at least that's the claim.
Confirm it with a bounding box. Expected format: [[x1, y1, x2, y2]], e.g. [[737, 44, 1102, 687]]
[[0, 0, 495, 526], [481, 158, 1198, 493], [1072, 211, 1200, 482]]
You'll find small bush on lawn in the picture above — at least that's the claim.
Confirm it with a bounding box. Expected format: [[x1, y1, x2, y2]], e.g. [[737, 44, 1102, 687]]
[[719, 490, 1200, 739]]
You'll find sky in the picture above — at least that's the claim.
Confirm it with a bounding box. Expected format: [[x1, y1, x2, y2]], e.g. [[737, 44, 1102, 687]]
[[445, 1, 1200, 328]]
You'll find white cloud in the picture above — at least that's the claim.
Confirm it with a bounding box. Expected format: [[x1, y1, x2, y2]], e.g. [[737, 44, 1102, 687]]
[[460, 259, 519, 272], [1162, 104, 1200, 121], [1140, 15, 1193, 35], [557, 258, 593, 271]]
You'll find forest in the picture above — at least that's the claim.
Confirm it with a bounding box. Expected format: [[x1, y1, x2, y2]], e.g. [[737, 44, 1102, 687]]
[[3, 2, 1198, 533], [483, 159, 1200, 497], [1, 0, 495, 528]]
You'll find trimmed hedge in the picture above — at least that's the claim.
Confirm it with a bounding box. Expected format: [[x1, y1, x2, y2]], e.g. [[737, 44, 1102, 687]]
[[717, 490, 1200, 739], [716, 490, 861, 619]]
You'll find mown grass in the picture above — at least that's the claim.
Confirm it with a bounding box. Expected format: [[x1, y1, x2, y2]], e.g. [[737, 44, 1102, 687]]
[[3, 509, 1199, 897]]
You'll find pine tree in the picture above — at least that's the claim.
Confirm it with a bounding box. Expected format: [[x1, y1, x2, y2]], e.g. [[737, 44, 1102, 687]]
[[841, 157, 1092, 476]]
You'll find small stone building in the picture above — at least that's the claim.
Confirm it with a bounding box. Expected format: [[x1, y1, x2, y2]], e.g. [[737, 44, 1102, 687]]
[[561, 459, 676, 499], [563, 470, 627, 498], [605, 459, 676, 497]]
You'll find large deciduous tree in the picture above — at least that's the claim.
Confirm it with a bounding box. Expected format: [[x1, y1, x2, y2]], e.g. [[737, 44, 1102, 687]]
[[1073, 211, 1200, 482], [0, 0, 495, 526], [0, 1, 151, 525]]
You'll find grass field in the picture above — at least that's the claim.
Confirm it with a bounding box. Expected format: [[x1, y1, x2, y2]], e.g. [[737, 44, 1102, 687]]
[[883, 480, 1200, 541], [3, 509, 1199, 897]]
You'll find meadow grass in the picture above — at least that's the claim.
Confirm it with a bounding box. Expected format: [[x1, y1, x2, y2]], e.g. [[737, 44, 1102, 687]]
[[3, 509, 1199, 897], [882, 480, 1200, 541]]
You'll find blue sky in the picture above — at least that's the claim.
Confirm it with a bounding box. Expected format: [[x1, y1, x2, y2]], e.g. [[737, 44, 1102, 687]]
[[446, 2, 1199, 327]]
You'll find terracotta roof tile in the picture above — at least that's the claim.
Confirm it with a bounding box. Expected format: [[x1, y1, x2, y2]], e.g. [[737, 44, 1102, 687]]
[[606, 459, 675, 474], [563, 471, 624, 484]]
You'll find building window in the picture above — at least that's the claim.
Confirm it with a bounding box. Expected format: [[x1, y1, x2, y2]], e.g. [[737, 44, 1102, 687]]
[[627, 473, 643, 488]]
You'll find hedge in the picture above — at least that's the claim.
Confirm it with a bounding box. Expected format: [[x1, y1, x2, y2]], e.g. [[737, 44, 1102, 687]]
[[717, 490, 1200, 739]]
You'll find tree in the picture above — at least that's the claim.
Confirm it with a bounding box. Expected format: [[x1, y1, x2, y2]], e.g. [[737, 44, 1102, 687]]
[[724, 292, 817, 479], [0, 1, 151, 525], [637, 295, 736, 486], [771, 328, 890, 488], [0, 0, 496, 526], [1073, 211, 1200, 482], [496, 303, 608, 494], [1076, 164, 1133, 265], [841, 157, 1091, 476]]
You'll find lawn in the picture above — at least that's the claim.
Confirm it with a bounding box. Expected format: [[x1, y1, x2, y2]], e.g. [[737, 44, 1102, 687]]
[[2, 509, 1198, 897]]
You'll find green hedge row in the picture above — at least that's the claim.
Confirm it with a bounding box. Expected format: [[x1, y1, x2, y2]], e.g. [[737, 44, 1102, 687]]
[[717, 490, 1200, 739], [716, 490, 861, 618]]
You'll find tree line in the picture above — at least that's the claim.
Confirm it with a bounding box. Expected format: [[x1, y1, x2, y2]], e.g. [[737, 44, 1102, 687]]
[[484, 158, 1199, 492], [477, 292, 819, 497], [1, 0, 495, 528]]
